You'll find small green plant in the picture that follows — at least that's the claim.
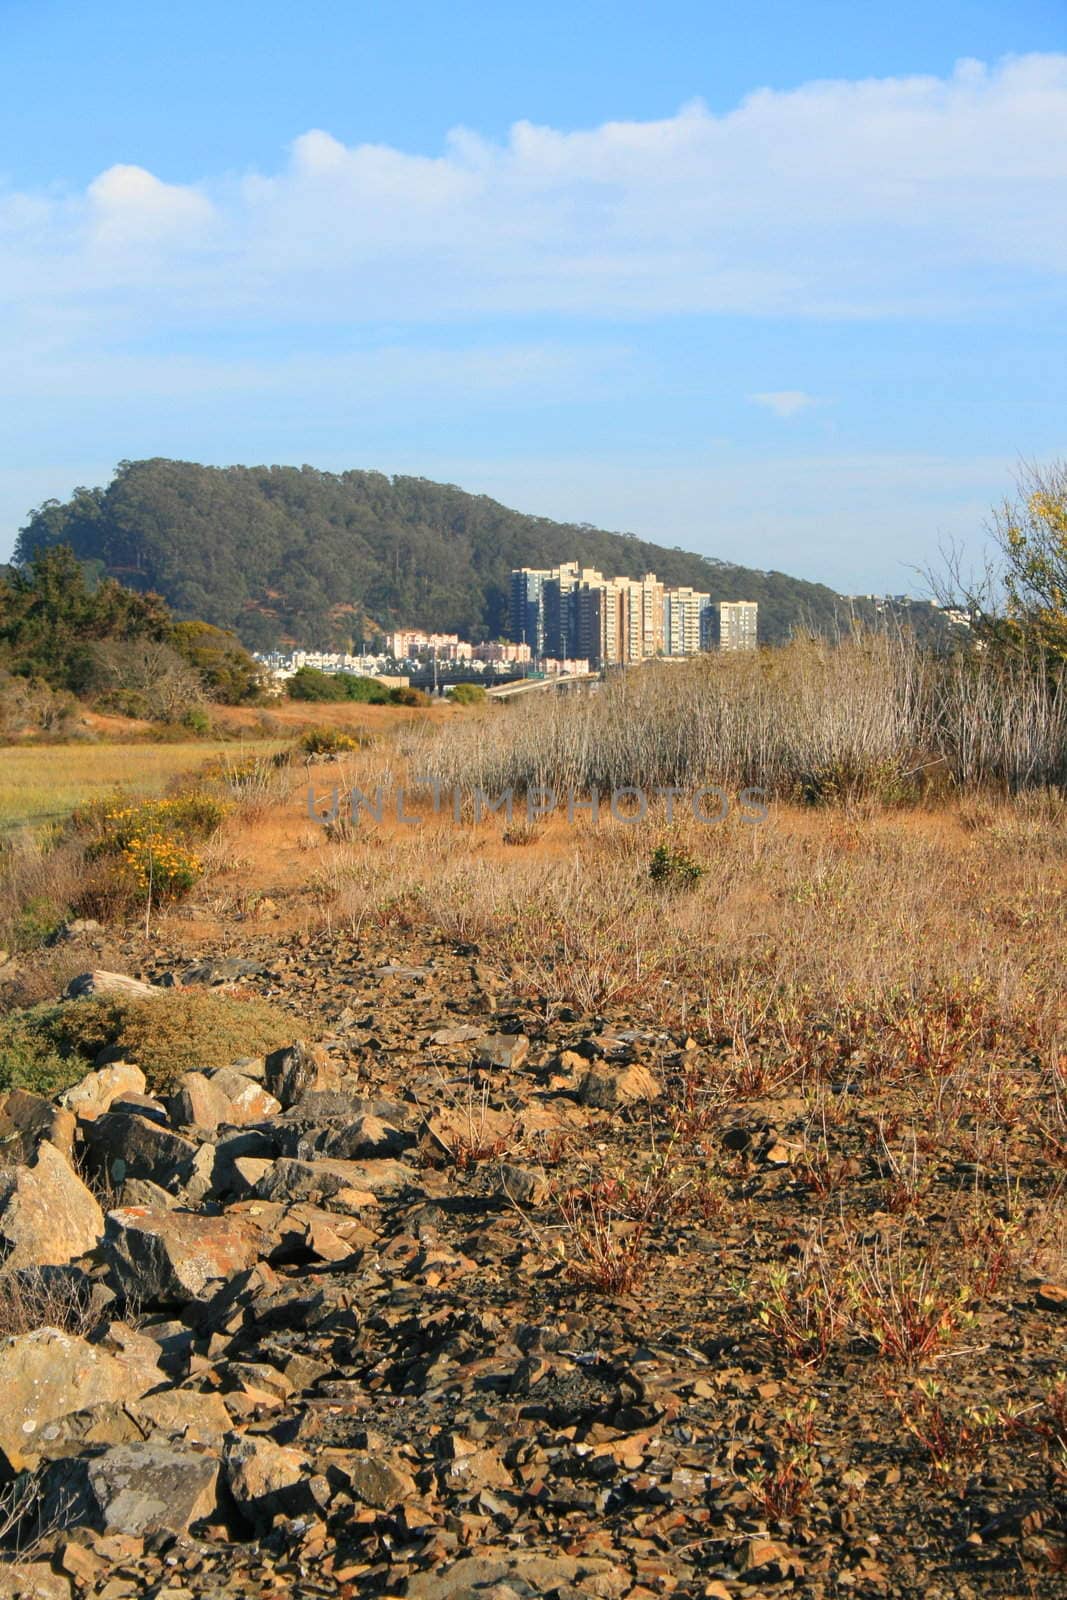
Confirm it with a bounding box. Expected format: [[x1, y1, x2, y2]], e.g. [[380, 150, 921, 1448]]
[[648, 841, 704, 889]]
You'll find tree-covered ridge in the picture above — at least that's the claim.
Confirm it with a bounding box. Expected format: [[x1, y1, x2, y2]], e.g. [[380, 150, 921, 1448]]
[[17, 457, 924, 649]]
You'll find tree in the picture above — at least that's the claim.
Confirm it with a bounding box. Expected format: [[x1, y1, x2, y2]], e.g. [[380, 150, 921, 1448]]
[[992, 460, 1067, 660], [930, 461, 1067, 664]]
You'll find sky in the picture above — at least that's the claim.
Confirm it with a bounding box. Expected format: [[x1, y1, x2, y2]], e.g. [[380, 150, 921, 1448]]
[[1, 0, 1065, 593]]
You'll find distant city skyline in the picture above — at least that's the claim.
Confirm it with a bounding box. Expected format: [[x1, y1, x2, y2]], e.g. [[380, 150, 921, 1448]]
[[2, 3, 1064, 591]]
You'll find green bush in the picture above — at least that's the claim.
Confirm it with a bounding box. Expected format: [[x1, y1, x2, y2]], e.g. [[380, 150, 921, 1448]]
[[648, 842, 704, 889], [388, 686, 432, 707], [286, 668, 390, 704], [0, 990, 294, 1096], [449, 683, 486, 706]]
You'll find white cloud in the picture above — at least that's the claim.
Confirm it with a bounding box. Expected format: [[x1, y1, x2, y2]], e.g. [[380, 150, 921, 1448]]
[[86, 164, 215, 246], [1, 53, 1065, 334], [749, 390, 817, 418]]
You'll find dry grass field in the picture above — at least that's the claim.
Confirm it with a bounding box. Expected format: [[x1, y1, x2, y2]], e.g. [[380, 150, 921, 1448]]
[[1, 650, 1065, 1595]]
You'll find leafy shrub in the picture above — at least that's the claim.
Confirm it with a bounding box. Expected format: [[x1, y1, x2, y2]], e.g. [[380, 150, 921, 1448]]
[[0, 990, 294, 1095], [648, 841, 704, 888], [449, 683, 486, 706], [287, 668, 390, 704], [300, 726, 362, 756], [72, 791, 230, 906], [389, 686, 432, 707]]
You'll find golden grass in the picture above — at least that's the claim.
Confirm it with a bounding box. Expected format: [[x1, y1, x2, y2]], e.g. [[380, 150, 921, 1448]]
[[0, 739, 283, 832]]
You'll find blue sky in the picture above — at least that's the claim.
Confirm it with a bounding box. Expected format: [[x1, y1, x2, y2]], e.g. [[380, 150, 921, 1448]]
[[2, 0, 1065, 591]]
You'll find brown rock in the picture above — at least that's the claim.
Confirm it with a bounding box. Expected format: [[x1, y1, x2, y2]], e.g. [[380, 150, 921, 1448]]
[[0, 1140, 104, 1269], [0, 1089, 74, 1165], [577, 1062, 661, 1110], [104, 1206, 269, 1306], [60, 1063, 147, 1123], [204, 1068, 282, 1124], [256, 1156, 412, 1205], [167, 1072, 233, 1131], [224, 1432, 309, 1524], [343, 1452, 417, 1509], [0, 1327, 160, 1471], [86, 1440, 219, 1534], [84, 1113, 198, 1188], [264, 1040, 334, 1107], [0, 1562, 71, 1599], [1036, 1282, 1067, 1312], [477, 1034, 529, 1070]]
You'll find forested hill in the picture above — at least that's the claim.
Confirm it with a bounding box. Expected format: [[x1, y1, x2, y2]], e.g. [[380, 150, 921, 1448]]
[[17, 458, 908, 649]]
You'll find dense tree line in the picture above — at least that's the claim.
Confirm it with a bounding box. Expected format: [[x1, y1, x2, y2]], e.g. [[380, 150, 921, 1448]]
[[14, 458, 945, 650], [0, 546, 263, 716]]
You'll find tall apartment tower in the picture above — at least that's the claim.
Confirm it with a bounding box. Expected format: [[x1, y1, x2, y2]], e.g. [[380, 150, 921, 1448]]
[[662, 586, 712, 656], [509, 568, 547, 653], [711, 600, 759, 650]]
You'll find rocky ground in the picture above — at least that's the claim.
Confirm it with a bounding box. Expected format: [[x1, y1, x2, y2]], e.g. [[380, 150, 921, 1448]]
[[0, 922, 1064, 1600]]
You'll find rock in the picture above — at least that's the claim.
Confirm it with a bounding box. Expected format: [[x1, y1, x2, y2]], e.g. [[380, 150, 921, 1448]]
[[1036, 1282, 1067, 1312], [202, 1068, 282, 1124], [181, 957, 267, 985], [0, 1140, 104, 1269], [84, 1113, 198, 1188], [104, 1207, 269, 1306], [264, 1040, 334, 1107], [51, 917, 103, 941], [59, 1062, 147, 1123], [0, 1089, 74, 1164], [118, 1177, 177, 1210], [288, 1111, 409, 1161], [93, 1320, 171, 1391], [64, 971, 158, 1001], [0, 1327, 159, 1471], [576, 1062, 661, 1110], [256, 1156, 413, 1206], [403, 1554, 627, 1599], [428, 1024, 485, 1046], [85, 1441, 219, 1535], [223, 1432, 309, 1526], [230, 1156, 275, 1196], [496, 1163, 550, 1207], [343, 1452, 416, 1509], [0, 1562, 71, 1599], [477, 1033, 529, 1070], [167, 1071, 233, 1131]]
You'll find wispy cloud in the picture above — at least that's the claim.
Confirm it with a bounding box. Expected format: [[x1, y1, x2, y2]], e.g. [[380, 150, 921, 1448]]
[[1, 53, 1065, 342], [749, 390, 817, 418]]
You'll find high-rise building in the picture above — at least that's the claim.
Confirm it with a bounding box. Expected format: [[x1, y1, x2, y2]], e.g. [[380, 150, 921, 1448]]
[[509, 563, 757, 666], [509, 568, 547, 653], [662, 586, 711, 656], [711, 601, 759, 651]]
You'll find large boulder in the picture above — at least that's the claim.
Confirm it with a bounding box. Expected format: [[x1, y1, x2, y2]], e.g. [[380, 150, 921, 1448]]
[[59, 1062, 147, 1123], [256, 1156, 414, 1207], [104, 1206, 269, 1306], [46, 1441, 220, 1536], [263, 1040, 335, 1107], [84, 1113, 198, 1188], [0, 1140, 104, 1269], [0, 1326, 161, 1471], [204, 1068, 282, 1124], [64, 971, 158, 1001]]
